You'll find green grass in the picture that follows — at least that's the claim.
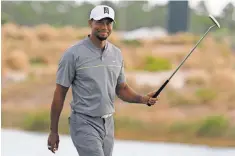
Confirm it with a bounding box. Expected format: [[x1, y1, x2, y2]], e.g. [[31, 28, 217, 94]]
[[169, 122, 197, 135], [114, 116, 146, 131], [143, 56, 172, 72], [227, 126, 235, 138], [169, 115, 232, 139], [2, 108, 235, 146], [23, 110, 50, 132], [29, 57, 47, 67], [2, 109, 70, 134], [121, 39, 142, 46], [196, 115, 230, 137]]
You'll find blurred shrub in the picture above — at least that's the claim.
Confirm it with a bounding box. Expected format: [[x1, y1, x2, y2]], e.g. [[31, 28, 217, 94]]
[[195, 88, 217, 103], [5, 50, 30, 71], [169, 121, 197, 136], [212, 28, 230, 43], [166, 88, 199, 106], [2, 23, 25, 40], [121, 39, 142, 46], [227, 91, 235, 109], [209, 71, 235, 91], [35, 24, 58, 41], [196, 115, 229, 137], [143, 56, 172, 72], [185, 76, 206, 86], [218, 42, 231, 58], [30, 57, 48, 66], [170, 93, 198, 106], [1, 13, 8, 25], [227, 126, 235, 138]]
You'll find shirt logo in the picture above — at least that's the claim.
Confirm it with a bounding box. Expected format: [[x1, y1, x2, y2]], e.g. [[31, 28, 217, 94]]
[[104, 7, 109, 14]]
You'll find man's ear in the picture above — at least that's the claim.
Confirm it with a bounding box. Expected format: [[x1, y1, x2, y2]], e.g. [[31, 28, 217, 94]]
[[88, 20, 92, 28]]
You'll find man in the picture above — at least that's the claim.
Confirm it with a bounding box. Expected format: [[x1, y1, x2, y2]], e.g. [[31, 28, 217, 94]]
[[47, 5, 158, 156]]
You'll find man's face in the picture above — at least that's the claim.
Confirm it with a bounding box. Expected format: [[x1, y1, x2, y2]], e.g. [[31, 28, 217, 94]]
[[89, 18, 113, 41]]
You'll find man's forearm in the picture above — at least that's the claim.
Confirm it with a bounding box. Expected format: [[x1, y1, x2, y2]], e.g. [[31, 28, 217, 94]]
[[50, 101, 64, 133], [118, 88, 143, 103], [116, 83, 148, 104], [50, 85, 68, 133]]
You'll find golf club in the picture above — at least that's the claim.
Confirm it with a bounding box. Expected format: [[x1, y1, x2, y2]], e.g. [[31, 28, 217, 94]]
[[147, 15, 220, 106]]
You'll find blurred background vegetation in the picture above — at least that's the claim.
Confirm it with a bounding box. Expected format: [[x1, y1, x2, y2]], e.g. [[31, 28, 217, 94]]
[[1, 1, 235, 33]]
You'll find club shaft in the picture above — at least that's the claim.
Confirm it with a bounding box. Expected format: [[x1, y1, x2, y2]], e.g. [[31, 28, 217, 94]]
[[168, 25, 216, 81], [149, 24, 216, 102]]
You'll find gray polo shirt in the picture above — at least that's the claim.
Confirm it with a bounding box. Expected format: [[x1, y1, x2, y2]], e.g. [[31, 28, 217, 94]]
[[56, 36, 126, 117]]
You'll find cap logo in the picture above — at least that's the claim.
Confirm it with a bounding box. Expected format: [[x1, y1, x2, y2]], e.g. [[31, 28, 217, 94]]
[[104, 7, 109, 14]]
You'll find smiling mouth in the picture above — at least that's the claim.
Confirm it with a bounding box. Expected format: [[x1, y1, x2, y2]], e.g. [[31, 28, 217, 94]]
[[99, 32, 108, 36], [99, 32, 108, 34]]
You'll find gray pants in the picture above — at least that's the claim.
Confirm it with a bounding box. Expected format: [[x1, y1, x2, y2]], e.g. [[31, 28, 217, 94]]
[[69, 111, 114, 156]]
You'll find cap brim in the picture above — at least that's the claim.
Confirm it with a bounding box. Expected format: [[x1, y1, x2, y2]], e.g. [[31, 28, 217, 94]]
[[92, 16, 116, 23]]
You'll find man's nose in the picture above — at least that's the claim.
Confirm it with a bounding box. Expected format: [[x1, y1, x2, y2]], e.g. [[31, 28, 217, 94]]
[[101, 22, 108, 29]]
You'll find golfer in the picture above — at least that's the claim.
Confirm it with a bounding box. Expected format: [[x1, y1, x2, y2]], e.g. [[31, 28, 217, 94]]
[[47, 5, 158, 156]]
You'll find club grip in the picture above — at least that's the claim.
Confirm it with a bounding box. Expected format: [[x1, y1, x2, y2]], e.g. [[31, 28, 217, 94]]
[[147, 80, 169, 106]]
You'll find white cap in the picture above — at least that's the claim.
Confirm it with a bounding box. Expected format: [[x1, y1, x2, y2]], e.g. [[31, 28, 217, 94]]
[[90, 5, 115, 22]]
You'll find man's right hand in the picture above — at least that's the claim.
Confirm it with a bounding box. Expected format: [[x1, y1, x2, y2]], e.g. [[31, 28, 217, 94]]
[[47, 132, 60, 153]]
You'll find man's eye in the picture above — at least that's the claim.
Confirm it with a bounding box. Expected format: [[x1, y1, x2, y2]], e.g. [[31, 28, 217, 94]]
[[96, 20, 112, 25], [96, 21, 102, 24]]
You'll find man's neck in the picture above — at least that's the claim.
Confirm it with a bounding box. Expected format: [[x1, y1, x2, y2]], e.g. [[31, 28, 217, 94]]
[[89, 34, 106, 50]]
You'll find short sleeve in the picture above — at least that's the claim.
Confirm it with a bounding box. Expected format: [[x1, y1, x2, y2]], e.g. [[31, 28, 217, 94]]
[[117, 60, 126, 84], [56, 48, 75, 87]]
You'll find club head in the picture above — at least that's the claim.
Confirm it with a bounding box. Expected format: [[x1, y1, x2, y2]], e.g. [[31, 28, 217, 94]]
[[209, 15, 220, 28]]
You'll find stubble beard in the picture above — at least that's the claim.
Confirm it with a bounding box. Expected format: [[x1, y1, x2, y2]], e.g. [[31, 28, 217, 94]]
[[96, 34, 108, 41]]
